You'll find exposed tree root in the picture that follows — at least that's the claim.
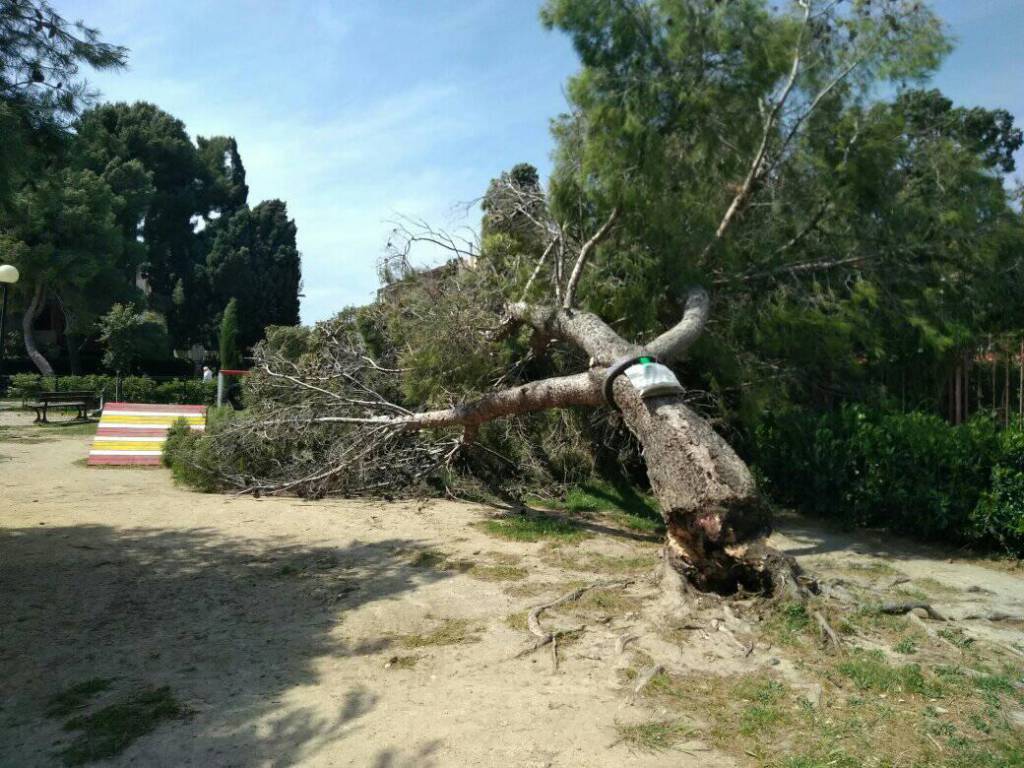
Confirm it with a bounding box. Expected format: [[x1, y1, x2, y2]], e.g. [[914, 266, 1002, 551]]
[[631, 664, 665, 699], [958, 611, 1024, 623], [880, 602, 946, 621], [513, 579, 633, 660], [812, 610, 842, 650]]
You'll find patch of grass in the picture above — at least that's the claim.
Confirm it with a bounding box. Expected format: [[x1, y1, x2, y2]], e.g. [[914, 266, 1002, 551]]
[[504, 611, 529, 632], [893, 637, 918, 655], [46, 679, 113, 719], [893, 585, 931, 601], [57, 686, 187, 766], [540, 547, 658, 575], [763, 601, 813, 646], [613, 719, 693, 752], [396, 618, 480, 649], [528, 478, 665, 534], [467, 563, 527, 581], [736, 678, 789, 736], [637, 645, 1024, 768], [39, 420, 98, 436], [834, 650, 935, 695], [408, 550, 447, 568], [556, 587, 641, 621], [937, 627, 976, 651], [479, 513, 588, 543]]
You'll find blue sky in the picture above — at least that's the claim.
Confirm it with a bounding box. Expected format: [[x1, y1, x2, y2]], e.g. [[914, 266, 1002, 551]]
[[57, 0, 1023, 324]]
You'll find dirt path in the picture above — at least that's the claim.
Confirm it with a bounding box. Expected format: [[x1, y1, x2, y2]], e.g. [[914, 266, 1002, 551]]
[[2, 406, 1022, 767]]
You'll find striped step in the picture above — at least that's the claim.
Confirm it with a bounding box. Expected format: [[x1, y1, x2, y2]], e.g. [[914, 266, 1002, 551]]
[[87, 402, 207, 467]]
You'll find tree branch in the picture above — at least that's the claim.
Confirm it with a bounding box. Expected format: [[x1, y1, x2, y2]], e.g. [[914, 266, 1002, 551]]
[[646, 287, 711, 362], [563, 207, 620, 308]]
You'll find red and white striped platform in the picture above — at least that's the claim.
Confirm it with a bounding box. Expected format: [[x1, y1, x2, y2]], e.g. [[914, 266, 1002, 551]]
[[87, 402, 207, 466]]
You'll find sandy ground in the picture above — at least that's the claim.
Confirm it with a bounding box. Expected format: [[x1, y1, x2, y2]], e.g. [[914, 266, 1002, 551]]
[[2, 406, 1023, 767]]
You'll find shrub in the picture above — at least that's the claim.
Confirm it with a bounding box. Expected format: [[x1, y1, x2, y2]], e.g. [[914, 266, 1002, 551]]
[[751, 406, 1007, 549], [5, 374, 216, 405], [972, 430, 1024, 555]]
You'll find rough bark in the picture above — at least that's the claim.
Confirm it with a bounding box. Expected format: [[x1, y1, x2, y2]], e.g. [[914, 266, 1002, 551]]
[[22, 283, 54, 376], [399, 289, 796, 594]]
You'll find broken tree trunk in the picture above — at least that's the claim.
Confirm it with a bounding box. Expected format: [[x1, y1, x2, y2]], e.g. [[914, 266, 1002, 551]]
[[252, 287, 802, 596], [504, 288, 795, 595]]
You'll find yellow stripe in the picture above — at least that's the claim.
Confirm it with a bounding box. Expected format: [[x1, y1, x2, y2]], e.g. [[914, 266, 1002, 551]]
[[93, 441, 166, 451], [100, 415, 205, 425]]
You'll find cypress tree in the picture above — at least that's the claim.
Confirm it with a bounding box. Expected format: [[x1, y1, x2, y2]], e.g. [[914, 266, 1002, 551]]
[[219, 298, 241, 370]]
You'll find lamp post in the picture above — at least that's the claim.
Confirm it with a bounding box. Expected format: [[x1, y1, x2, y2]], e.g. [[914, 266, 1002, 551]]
[[0, 264, 20, 389]]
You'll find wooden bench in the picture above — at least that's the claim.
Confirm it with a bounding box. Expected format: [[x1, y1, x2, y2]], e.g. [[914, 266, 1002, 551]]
[[28, 391, 100, 423]]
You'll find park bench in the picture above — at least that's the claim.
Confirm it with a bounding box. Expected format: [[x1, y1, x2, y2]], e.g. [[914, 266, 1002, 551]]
[[28, 391, 100, 424]]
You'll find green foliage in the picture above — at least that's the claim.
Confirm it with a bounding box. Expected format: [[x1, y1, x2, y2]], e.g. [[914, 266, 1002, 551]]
[[97, 303, 168, 375], [0, 0, 126, 213], [218, 298, 241, 369], [972, 430, 1024, 555], [206, 200, 301, 348], [163, 407, 236, 489], [752, 406, 1010, 547], [8, 373, 215, 404]]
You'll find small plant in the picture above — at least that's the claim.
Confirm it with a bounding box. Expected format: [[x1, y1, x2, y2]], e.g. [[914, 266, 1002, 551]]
[[893, 637, 918, 655], [613, 719, 693, 752]]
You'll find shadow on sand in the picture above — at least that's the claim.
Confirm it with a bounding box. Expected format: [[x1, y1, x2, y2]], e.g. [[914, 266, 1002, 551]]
[[0, 523, 454, 766]]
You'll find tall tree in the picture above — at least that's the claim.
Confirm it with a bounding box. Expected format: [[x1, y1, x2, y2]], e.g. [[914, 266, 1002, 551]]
[[218, 298, 241, 370], [3, 166, 138, 374], [0, 0, 127, 209], [73, 102, 253, 348], [206, 199, 301, 348]]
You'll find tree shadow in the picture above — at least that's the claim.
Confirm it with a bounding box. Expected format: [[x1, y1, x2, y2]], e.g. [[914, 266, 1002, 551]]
[[772, 509, 971, 563], [0, 523, 453, 766]]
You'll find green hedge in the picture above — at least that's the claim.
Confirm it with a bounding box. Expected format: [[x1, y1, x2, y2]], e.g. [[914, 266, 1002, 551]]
[[752, 406, 1024, 555], [8, 373, 216, 405]]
